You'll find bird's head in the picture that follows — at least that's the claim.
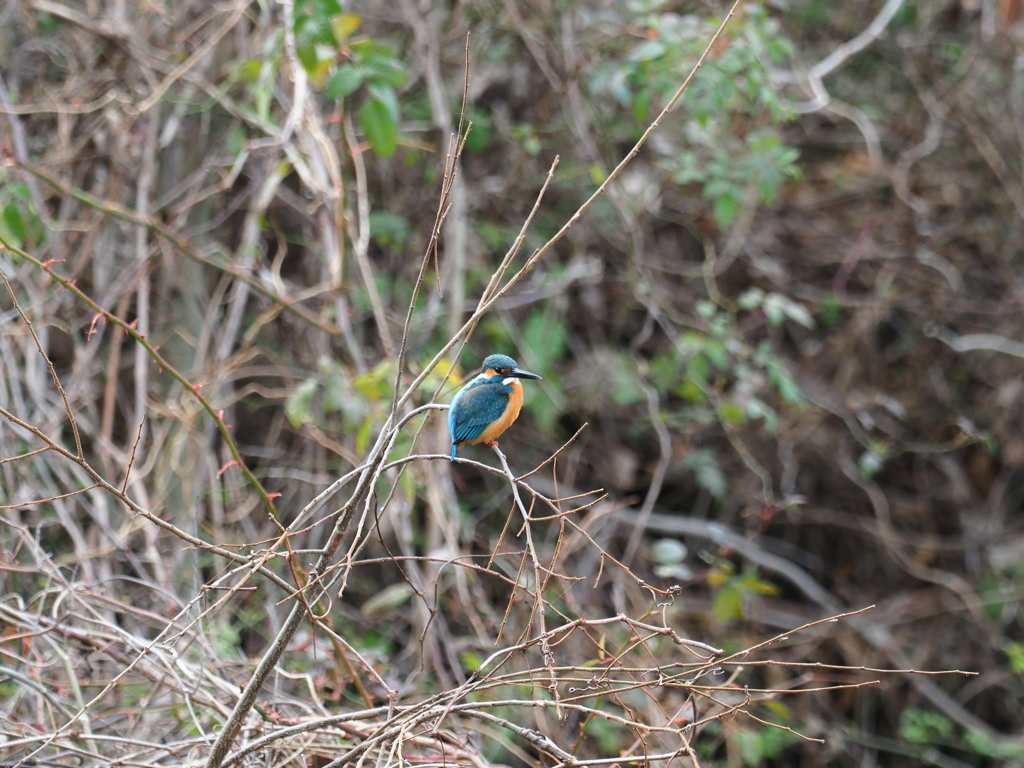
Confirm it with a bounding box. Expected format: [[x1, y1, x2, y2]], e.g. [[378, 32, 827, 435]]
[[480, 354, 542, 381]]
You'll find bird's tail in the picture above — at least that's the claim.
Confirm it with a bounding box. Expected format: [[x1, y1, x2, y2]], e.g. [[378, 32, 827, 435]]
[[449, 443, 459, 461]]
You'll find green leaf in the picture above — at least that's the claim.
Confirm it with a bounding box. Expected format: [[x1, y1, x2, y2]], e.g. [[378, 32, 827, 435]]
[[745, 397, 777, 432], [677, 378, 704, 402], [362, 54, 408, 88], [359, 97, 398, 157], [585, 717, 626, 754], [37, 12, 58, 31], [234, 58, 264, 83], [464, 108, 492, 154], [312, 0, 342, 17], [522, 309, 567, 371], [3, 203, 25, 246], [369, 210, 411, 248], [821, 292, 843, 326], [361, 582, 414, 616], [738, 572, 780, 596], [764, 700, 791, 720], [1006, 641, 1024, 674], [322, 371, 368, 425], [523, 133, 542, 156], [704, 341, 729, 369], [712, 585, 743, 622], [964, 728, 1024, 758], [629, 39, 666, 62], [685, 449, 726, 499], [8, 181, 31, 202], [284, 378, 318, 427], [719, 399, 745, 425], [732, 728, 763, 767], [352, 359, 394, 401], [367, 83, 398, 119], [209, 620, 242, 659], [295, 35, 319, 72], [355, 416, 374, 454], [330, 12, 361, 41], [632, 88, 652, 122], [226, 127, 247, 156], [608, 363, 643, 406], [325, 64, 364, 99], [899, 707, 953, 745], [687, 352, 709, 383]]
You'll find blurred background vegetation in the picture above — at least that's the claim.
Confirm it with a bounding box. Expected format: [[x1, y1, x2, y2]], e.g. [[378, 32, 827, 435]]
[[2, 0, 1024, 765]]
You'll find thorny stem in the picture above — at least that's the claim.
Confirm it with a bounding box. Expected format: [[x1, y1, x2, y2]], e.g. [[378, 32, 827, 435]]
[[0, 270, 82, 458], [203, 443, 389, 768], [8, 157, 343, 336], [0, 238, 278, 512]]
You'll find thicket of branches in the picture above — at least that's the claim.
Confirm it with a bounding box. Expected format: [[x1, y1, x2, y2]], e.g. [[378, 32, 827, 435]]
[[2, 0, 1023, 766]]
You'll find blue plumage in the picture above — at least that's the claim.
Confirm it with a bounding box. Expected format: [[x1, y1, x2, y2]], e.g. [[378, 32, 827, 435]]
[[448, 354, 541, 461], [449, 378, 514, 447]]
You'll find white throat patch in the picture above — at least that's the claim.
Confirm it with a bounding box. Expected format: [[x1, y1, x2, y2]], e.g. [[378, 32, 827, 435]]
[[503, 377, 518, 386]]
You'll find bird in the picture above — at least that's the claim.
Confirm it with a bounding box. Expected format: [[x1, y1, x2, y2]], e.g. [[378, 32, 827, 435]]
[[448, 353, 541, 461]]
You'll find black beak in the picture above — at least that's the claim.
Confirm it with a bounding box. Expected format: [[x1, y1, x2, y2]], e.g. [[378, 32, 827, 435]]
[[510, 367, 542, 381]]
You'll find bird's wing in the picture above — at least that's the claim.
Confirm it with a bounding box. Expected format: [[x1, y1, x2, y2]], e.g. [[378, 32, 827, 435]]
[[449, 381, 512, 444]]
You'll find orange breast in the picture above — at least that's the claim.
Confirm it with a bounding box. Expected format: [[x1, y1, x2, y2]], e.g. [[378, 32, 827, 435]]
[[470, 379, 524, 445]]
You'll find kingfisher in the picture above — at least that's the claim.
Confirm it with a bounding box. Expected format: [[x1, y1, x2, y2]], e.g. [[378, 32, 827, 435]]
[[448, 354, 542, 461]]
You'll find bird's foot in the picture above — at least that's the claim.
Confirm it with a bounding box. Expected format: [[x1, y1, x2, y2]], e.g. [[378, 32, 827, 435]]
[[486, 440, 500, 449]]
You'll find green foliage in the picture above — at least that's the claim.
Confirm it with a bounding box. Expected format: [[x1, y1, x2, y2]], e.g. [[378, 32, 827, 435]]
[[0, 175, 44, 249], [683, 448, 727, 500], [286, 358, 399, 455], [287, 359, 360, 428], [351, 627, 396, 658], [361, 582, 415, 616], [587, 5, 801, 226], [585, 716, 626, 754], [1005, 641, 1024, 674], [897, 706, 1024, 760], [459, 651, 484, 673], [464, 107, 493, 154], [369, 211, 412, 250], [510, 124, 544, 156], [517, 308, 568, 432], [330, 40, 408, 157], [820, 292, 844, 327], [899, 706, 954, 745], [293, 0, 357, 77], [209, 618, 243, 659], [707, 561, 779, 623], [728, 722, 797, 766], [358, 97, 397, 157], [666, 300, 808, 449], [964, 728, 1024, 759], [274, 2, 408, 158]]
